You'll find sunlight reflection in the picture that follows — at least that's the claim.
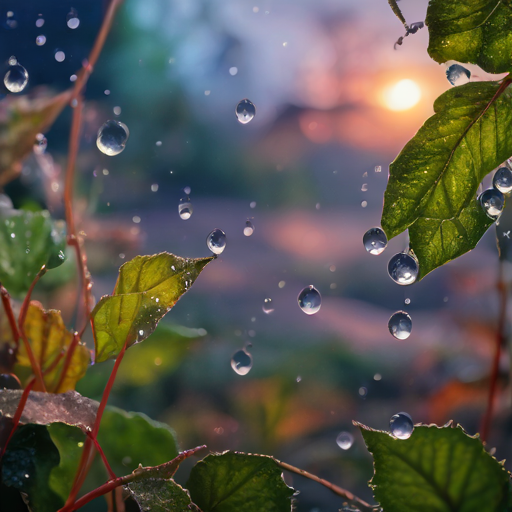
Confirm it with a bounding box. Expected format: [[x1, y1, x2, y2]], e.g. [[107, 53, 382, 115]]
[[382, 79, 422, 111]]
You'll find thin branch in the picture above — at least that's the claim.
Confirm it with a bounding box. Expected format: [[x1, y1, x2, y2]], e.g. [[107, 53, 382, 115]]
[[277, 460, 374, 512], [388, 0, 408, 28], [86, 430, 117, 480], [1, 284, 19, 345]]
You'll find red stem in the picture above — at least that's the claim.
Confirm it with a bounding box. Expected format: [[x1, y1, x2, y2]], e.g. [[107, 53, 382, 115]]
[[86, 431, 116, 480], [54, 332, 80, 393], [1, 285, 19, 345]]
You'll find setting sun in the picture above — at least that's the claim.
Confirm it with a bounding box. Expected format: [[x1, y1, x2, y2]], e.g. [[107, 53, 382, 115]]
[[382, 79, 422, 111]]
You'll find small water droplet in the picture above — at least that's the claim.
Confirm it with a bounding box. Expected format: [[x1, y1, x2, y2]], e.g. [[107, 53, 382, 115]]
[[207, 228, 227, 254], [336, 431, 354, 450], [296, 375, 302, 382], [35, 17, 44, 28], [388, 252, 419, 285], [151, 183, 159, 192], [231, 348, 253, 375], [404, 298, 411, 305], [480, 188, 505, 218], [493, 167, 512, 194], [229, 66, 238, 76], [179, 199, 193, 220], [361, 183, 368, 192], [390, 412, 414, 439], [66, 9, 80, 29], [96, 120, 129, 156], [243, 219, 254, 236], [446, 64, 470, 86], [361, 200, 367, 208], [236, 99, 256, 124], [33, 133, 47, 154], [4, 61, 28, 93], [298, 285, 321, 315], [54, 50, 66, 62], [388, 311, 412, 340], [375, 165, 382, 173], [10, 233, 15, 239], [278, 280, 286, 288], [36, 35, 46, 46], [262, 298, 274, 314], [250, 201, 257, 208], [363, 227, 387, 255]]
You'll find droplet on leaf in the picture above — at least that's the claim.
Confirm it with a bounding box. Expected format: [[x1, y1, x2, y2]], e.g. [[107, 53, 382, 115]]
[[493, 167, 512, 194], [479, 188, 505, 218], [96, 120, 129, 156], [390, 412, 414, 439], [231, 348, 253, 375], [388, 310, 412, 340], [363, 227, 387, 255], [446, 64, 470, 86], [388, 252, 419, 285], [235, 99, 256, 124], [207, 228, 227, 254], [298, 285, 321, 315]]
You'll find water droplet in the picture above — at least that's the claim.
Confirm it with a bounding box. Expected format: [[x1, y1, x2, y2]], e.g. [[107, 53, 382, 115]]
[[54, 50, 66, 62], [5, 11, 17, 29], [229, 66, 238, 76], [363, 227, 387, 255], [446, 64, 470, 86], [480, 188, 505, 218], [298, 285, 321, 315], [243, 219, 254, 236], [493, 167, 512, 194], [336, 431, 354, 450], [96, 120, 129, 156], [278, 280, 286, 288], [207, 228, 227, 254], [33, 133, 47, 154], [388, 252, 419, 285], [178, 199, 193, 220], [236, 99, 256, 124], [66, 9, 80, 29], [4, 61, 28, 93], [390, 412, 414, 439], [361, 183, 368, 192], [36, 17, 45, 28], [113, 106, 121, 115], [404, 298, 411, 305], [375, 165, 382, 173], [36, 35, 46, 46], [388, 311, 412, 340], [361, 200, 367, 208], [231, 348, 253, 375], [151, 183, 159, 192], [262, 298, 274, 314]]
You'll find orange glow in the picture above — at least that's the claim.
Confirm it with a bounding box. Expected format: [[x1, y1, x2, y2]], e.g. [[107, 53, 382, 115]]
[[381, 79, 422, 111]]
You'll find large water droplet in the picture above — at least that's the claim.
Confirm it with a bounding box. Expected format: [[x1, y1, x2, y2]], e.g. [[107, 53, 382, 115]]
[[235, 99, 256, 124], [298, 285, 321, 315], [388, 252, 419, 286], [231, 348, 253, 375], [388, 311, 412, 340], [4, 61, 28, 93], [363, 227, 387, 255], [33, 133, 47, 155], [207, 228, 227, 254], [480, 188, 505, 218], [390, 412, 414, 439], [336, 431, 354, 450], [178, 199, 193, 220], [66, 9, 80, 29], [446, 64, 470, 86], [96, 120, 129, 156], [243, 219, 254, 236], [262, 298, 274, 314], [493, 167, 512, 194]]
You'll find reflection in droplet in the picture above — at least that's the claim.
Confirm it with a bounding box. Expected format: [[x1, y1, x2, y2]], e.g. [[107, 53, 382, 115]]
[[178, 199, 193, 220], [363, 227, 387, 255], [446, 64, 471, 86], [480, 188, 505, 218], [243, 219, 254, 236], [231, 348, 253, 375], [96, 120, 129, 156], [336, 431, 354, 450], [493, 167, 512, 194], [4, 61, 28, 93], [388, 252, 419, 285], [33, 133, 47, 155], [388, 311, 412, 340], [390, 412, 414, 439], [207, 228, 227, 254], [262, 298, 274, 314], [236, 99, 256, 124], [298, 285, 321, 315]]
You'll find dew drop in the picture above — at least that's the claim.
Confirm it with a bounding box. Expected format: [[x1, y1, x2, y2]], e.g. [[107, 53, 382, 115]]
[[480, 188, 505, 218], [33, 133, 47, 155], [178, 199, 193, 220], [390, 412, 414, 439], [207, 228, 227, 254], [4, 61, 28, 93], [243, 219, 254, 236], [66, 9, 80, 29], [388, 311, 412, 340], [493, 167, 512, 194], [36, 35, 46, 46], [235, 99, 256, 124], [363, 227, 387, 255], [388, 252, 419, 286], [336, 431, 354, 450], [96, 120, 129, 156], [262, 298, 274, 314], [231, 348, 253, 375], [298, 285, 321, 315], [446, 64, 470, 86]]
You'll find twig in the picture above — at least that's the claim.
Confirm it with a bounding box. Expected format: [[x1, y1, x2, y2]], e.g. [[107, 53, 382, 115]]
[[277, 460, 374, 512], [387, 0, 408, 28]]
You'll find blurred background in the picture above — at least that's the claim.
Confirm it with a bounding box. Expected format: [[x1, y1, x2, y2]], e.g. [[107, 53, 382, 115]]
[[0, 0, 510, 510]]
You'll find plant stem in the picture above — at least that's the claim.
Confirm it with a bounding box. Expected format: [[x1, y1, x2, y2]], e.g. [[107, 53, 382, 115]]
[[86, 431, 116, 480], [480, 258, 508, 442], [277, 460, 374, 512], [1, 284, 19, 345], [53, 332, 80, 393], [387, 0, 408, 28]]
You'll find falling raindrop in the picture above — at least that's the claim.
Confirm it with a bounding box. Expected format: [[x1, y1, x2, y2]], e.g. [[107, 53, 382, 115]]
[[388, 252, 419, 285], [446, 64, 471, 86], [35, 35, 46, 46], [336, 431, 354, 450], [243, 219, 254, 236], [235, 99, 256, 124], [33, 133, 47, 155], [96, 120, 129, 156], [493, 167, 512, 194], [363, 227, 388, 255], [389, 412, 414, 439], [178, 198, 193, 220], [479, 188, 505, 218], [207, 228, 227, 254], [262, 298, 274, 314], [66, 9, 80, 29], [298, 285, 321, 315], [4, 60, 28, 93], [231, 348, 253, 375], [388, 311, 412, 340]]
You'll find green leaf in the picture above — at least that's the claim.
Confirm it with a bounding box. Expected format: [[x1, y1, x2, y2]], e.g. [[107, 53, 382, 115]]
[[187, 452, 294, 512], [426, 0, 512, 74], [358, 422, 512, 512], [2, 424, 62, 512], [128, 478, 200, 512], [382, 81, 512, 279], [0, 210, 66, 297], [91, 252, 214, 362]]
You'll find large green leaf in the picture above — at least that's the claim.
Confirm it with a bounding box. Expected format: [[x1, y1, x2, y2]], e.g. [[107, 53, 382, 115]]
[[0, 209, 66, 297], [426, 0, 512, 74], [382, 81, 512, 279], [92, 252, 214, 362], [186, 452, 294, 512], [358, 422, 512, 512]]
